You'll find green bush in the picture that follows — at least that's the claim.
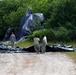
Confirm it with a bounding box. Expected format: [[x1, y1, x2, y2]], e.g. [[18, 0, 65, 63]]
[[68, 30, 76, 41], [27, 27, 76, 42], [27, 29, 55, 42], [53, 26, 70, 42]]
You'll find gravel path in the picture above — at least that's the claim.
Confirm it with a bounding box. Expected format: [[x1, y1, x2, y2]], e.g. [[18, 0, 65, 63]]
[[0, 52, 76, 75]]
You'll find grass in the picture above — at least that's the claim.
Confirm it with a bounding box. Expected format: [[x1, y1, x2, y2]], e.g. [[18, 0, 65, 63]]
[[16, 40, 76, 48], [48, 42, 76, 59], [62, 52, 76, 58], [15, 40, 34, 47], [16, 41, 76, 59], [62, 52, 76, 63]]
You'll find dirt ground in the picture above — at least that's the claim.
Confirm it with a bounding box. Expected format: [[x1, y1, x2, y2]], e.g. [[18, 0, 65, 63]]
[[0, 52, 76, 75]]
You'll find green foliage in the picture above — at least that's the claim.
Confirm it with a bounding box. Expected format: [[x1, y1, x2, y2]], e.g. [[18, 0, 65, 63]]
[[27, 29, 55, 42], [0, 0, 76, 41], [68, 30, 76, 41], [45, 0, 76, 29], [53, 26, 70, 42], [27, 27, 72, 42]]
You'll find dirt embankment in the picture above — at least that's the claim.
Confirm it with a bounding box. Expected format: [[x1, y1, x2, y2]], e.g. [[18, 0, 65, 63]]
[[0, 52, 76, 75]]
